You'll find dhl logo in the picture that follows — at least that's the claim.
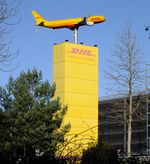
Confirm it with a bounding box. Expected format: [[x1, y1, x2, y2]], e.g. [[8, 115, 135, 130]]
[[35, 16, 42, 19], [70, 48, 95, 56], [90, 17, 101, 22]]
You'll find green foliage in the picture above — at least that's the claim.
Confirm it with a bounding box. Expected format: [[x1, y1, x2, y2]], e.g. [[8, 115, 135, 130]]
[[81, 142, 119, 164], [0, 69, 70, 164]]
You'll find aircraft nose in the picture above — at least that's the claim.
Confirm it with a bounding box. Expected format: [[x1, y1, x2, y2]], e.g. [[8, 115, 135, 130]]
[[100, 16, 106, 22]]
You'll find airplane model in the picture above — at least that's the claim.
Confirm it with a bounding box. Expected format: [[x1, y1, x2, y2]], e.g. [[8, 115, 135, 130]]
[[32, 10, 106, 43]]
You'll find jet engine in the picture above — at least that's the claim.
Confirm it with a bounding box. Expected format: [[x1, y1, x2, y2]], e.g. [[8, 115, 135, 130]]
[[86, 21, 94, 26]]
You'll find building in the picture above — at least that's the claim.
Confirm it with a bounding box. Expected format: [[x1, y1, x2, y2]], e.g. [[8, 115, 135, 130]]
[[98, 93, 150, 156]]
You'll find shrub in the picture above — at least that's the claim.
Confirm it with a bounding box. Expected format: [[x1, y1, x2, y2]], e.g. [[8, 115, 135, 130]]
[[81, 142, 119, 164]]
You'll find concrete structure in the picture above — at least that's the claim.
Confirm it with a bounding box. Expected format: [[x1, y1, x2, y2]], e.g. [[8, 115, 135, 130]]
[[53, 42, 98, 155]]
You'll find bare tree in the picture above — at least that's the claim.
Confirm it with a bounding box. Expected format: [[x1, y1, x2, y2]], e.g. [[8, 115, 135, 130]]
[[104, 23, 145, 157], [0, 0, 20, 71]]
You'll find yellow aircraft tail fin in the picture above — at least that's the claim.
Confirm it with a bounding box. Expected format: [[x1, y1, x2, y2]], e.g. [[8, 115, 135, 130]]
[[32, 10, 45, 25]]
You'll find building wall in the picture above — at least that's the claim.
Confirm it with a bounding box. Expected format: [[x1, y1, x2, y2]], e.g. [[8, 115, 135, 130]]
[[98, 98, 147, 155], [53, 42, 98, 155]]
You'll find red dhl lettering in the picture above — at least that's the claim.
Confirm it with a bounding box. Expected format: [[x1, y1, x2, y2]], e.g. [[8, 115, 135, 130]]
[[91, 17, 101, 22], [36, 16, 41, 19], [71, 48, 93, 56]]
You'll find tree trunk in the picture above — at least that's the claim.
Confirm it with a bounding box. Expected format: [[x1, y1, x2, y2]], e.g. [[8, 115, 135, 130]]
[[127, 34, 133, 157], [127, 87, 132, 157], [127, 112, 132, 157]]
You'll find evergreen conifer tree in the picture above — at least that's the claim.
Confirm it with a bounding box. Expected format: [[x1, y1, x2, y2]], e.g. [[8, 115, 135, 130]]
[[0, 69, 70, 163]]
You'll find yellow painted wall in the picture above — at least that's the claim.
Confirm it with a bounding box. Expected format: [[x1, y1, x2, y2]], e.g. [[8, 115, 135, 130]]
[[53, 42, 98, 156]]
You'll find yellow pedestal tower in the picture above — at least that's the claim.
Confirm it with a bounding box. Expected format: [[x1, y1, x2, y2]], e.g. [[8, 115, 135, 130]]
[[53, 42, 98, 156]]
